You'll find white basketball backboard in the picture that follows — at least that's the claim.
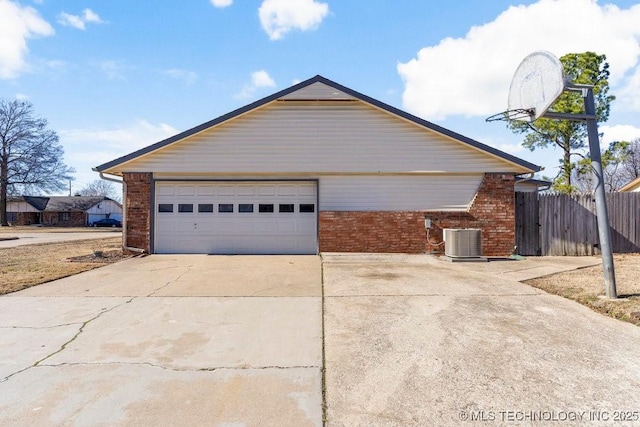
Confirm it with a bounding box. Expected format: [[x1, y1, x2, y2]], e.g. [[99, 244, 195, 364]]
[[507, 51, 565, 122]]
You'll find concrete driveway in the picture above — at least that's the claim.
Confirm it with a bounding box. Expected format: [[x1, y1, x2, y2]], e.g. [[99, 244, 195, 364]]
[[2, 254, 640, 426], [323, 254, 640, 426], [0, 256, 323, 426]]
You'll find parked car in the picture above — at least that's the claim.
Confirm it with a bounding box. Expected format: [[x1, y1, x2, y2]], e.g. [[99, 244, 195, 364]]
[[91, 218, 122, 228]]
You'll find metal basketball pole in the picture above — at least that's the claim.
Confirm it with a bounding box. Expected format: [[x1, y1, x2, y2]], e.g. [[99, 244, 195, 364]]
[[541, 83, 617, 298], [546, 84, 617, 298], [583, 86, 617, 299]]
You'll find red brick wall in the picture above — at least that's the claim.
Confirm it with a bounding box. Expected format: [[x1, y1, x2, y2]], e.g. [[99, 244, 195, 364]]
[[425, 173, 516, 256], [318, 173, 516, 256], [123, 172, 152, 253], [41, 211, 87, 226], [15, 212, 39, 226], [319, 211, 425, 253]]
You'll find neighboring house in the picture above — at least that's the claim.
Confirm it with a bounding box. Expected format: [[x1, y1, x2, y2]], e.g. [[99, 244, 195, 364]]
[[94, 75, 540, 256], [619, 176, 640, 192], [6, 196, 122, 226], [514, 177, 552, 193]]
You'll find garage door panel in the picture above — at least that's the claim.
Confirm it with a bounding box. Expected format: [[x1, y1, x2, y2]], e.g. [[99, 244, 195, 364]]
[[155, 181, 317, 254], [176, 186, 196, 196], [257, 186, 276, 196], [157, 186, 176, 196], [196, 186, 215, 196], [216, 185, 236, 196]]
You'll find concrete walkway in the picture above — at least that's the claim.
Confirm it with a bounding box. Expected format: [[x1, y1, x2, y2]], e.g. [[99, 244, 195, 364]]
[[2, 253, 639, 426]]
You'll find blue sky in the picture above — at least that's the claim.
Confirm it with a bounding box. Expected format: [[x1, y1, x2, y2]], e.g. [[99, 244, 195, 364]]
[[1, 0, 640, 193]]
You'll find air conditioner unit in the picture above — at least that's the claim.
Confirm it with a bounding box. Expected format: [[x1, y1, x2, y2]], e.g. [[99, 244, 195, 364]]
[[443, 229, 482, 258]]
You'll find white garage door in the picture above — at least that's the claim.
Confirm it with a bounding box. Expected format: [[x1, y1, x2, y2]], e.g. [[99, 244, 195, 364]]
[[154, 181, 317, 254]]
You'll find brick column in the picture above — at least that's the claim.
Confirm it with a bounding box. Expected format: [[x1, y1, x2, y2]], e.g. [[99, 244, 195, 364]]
[[123, 172, 152, 253], [425, 173, 516, 256]]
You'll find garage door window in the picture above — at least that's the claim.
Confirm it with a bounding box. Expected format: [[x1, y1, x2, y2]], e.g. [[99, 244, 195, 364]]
[[218, 204, 233, 213], [239, 204, 254, 213], [178, 204, 193, 213], [259, 204, 274, 213], [299, 204, 315, 213], [198, 204, 214, 213], [158, 204, 173, 213], [279, 204, 294, 213]]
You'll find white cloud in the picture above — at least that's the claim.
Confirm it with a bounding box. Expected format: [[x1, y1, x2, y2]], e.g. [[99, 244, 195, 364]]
[[236, 70, 276, 99], [252, 69, 276, 88], [398, 0, 640, 120], [100, 60, 126, 80], [15, 93, 28, 100], [619, 65, 640, 111], [59, 120, 178, 187], [58, 8, 104, 30], [600, 124, 640, 144], [164, 68, 198, 85], [60, 120, 177, 153], [58, 12, 84, 29], [258, 0, 329, 40], [82, 9, 103, 24], [0, 0, 54, 79], [210, 0, 233, 8]]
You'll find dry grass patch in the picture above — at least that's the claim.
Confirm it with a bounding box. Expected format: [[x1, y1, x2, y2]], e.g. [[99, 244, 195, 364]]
[[526, 254, 640, 326], [0, 237, 129, 294]]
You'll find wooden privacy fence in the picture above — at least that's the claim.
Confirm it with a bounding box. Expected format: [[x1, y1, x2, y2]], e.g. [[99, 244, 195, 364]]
[[515, 192, 640, 256]]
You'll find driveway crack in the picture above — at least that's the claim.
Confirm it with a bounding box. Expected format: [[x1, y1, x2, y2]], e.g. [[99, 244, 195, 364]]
[[33, 361, 321, 372], [0, 322, 83, 330], [147, 265, 194, 297], [0, 296, 136, 383]]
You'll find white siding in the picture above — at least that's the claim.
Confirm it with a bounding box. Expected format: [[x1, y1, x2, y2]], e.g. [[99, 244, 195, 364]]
[[111, 101, 528, 175], [279, 82, 357, 100], [319, 175, 482, 211], [85, 199, 123, 215], [6, 201, 39, 213]]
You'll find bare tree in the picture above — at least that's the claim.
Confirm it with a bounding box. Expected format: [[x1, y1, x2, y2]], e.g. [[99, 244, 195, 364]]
[[621, 138, 640, 183], [79, 179, 122, 203], [0, 99, 74, 226], [574, 140, 631, 192]]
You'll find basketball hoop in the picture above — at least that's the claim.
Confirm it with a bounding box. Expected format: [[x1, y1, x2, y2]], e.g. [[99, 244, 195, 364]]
[[485, 108, 535, 122], [486, 51, 565, 123], [486, 50, 617, 299]]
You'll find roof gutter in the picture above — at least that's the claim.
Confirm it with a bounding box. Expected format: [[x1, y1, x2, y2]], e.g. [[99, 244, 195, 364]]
[[98, 172, 123, 184], [97, 172, 147, 254], [516, 172, 535, 182]]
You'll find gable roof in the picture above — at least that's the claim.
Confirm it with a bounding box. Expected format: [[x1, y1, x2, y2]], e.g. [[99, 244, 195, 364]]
[[43, 196, 106, 212], [94, 75, 540, 173], [8, 196, 118, 212]]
